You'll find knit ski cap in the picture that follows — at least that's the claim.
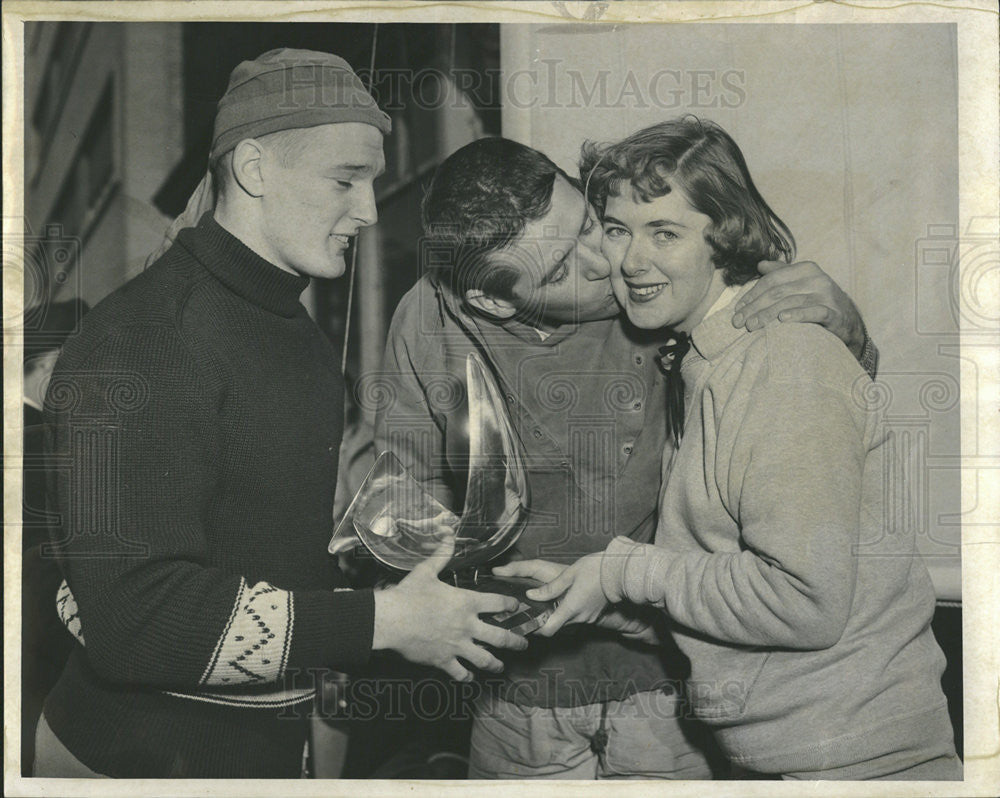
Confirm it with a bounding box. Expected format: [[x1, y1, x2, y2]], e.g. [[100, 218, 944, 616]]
[[210, 48, 391, 161]]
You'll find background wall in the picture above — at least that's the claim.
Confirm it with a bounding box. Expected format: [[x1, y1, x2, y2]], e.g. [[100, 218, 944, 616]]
[[24, 23, 185, 309], [501, 23, 961, 598]]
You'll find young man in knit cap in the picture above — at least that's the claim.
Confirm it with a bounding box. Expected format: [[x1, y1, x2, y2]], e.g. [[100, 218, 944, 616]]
[[36, 49, 527, 779], [376, 137, 878, 779]]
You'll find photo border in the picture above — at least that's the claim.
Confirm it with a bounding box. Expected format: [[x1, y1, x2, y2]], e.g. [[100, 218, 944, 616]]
[[3, 3, 997, 796]]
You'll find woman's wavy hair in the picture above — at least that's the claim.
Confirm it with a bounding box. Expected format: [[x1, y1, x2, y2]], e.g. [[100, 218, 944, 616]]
[[580, 116, 795, 285]]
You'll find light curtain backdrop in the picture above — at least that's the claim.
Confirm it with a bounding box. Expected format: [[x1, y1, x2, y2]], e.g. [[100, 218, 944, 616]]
[[500, 23, 961, 599]]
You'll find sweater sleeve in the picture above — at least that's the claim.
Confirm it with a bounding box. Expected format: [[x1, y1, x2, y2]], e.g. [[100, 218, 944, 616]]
[[602, 325, 868, 650], [47, 326, 372, 690]]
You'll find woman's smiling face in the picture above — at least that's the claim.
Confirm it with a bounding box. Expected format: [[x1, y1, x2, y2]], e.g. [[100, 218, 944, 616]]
[[601, 187, 727, 332]]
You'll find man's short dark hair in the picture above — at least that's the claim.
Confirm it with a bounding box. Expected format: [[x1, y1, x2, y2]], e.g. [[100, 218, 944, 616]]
[[421, 137, 574, 301]]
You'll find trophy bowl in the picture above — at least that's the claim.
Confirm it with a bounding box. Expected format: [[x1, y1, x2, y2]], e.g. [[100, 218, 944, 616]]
[[330, 352, 553, 634]]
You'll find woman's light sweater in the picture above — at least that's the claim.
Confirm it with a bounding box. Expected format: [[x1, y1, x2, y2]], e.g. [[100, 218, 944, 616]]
[[601, 283, 953, 774]]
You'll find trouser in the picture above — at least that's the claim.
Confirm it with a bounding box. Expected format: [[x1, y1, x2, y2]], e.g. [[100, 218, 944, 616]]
[[468, 688, 721, 779], [33, 714, 108, 778], [34, 712, 315, 779], [20, 545, 76, 774]]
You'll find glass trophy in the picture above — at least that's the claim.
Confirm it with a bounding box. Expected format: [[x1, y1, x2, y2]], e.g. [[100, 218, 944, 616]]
[[330, 352, 554, 635]]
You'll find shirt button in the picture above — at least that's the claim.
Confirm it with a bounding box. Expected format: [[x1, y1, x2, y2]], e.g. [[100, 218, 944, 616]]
[[623, 444, 633, 455], [635, 355, 644, 365], [533, 428, 543, 439]]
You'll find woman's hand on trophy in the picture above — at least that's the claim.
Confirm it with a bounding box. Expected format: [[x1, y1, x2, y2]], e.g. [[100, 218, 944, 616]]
[[592, 606, 661, 646], [371, 538, 529, 682], [498, 553, 610, 637], [496, 560, 661, 645]]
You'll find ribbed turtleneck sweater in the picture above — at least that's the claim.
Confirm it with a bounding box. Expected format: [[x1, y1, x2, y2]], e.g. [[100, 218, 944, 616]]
[[42, 213, 373, 777]]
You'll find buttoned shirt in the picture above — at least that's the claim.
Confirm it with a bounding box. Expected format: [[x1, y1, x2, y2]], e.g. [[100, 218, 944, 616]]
[[374, 276, 679, 707]]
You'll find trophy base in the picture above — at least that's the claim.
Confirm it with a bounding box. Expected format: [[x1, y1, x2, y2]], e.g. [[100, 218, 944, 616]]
[[451, 572, 555, 636]]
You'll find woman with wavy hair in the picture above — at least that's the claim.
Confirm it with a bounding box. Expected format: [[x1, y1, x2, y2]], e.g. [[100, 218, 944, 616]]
[[496, 116, 959, 781]]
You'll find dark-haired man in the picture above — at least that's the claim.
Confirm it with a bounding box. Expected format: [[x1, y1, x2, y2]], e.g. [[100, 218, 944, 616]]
[[374, 136, 878, 779], [37, 50, 526, 779]]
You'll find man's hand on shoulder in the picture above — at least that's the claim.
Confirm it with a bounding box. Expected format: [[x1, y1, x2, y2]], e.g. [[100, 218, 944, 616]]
[[372, 539, 528, 682], [731, 260, 867, 359]]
